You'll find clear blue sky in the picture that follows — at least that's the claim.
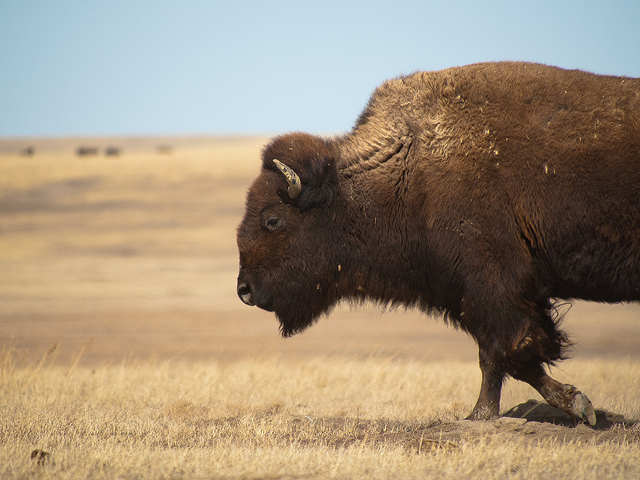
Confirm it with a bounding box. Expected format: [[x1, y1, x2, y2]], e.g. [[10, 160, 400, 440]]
[[2, 0, 639, 137]]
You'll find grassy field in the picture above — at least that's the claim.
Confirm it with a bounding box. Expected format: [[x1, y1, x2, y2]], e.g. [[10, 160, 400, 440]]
[[1, 137, 639, 479], [1, 351, 639, 479]]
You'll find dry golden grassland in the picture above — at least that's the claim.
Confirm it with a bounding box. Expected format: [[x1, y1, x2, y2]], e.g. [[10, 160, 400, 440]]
[[1, 350, 639, 480], [1, 137, 639, 479]]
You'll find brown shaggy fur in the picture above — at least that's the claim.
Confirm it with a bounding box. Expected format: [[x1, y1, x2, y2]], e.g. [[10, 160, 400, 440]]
[[237, 62, 639, 422]]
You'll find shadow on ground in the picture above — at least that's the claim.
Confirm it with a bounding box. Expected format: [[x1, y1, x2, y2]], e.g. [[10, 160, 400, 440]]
[[198, 401, 640, 456], [502, 399, 639, 429], [278, 401, 639, 454]]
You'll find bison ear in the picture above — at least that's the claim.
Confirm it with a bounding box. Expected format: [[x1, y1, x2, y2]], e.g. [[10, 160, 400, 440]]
[[292, 155, 339, 211], [262, 132, 338, 210], [263, 133, 339, 210]]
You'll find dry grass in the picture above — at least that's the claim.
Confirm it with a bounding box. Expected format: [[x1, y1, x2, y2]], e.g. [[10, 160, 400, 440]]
[[1, 347, 639, 479]]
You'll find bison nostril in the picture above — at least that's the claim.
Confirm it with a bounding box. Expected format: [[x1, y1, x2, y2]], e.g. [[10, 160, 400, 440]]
[[237, 282, 254, 306]]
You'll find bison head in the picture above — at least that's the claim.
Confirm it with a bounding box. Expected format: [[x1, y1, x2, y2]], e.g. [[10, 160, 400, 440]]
[[236, 133, 342, 336]]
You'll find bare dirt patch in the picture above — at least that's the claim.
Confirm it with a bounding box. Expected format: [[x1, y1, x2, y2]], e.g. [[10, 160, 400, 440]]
[[228, 403, 640, 453]]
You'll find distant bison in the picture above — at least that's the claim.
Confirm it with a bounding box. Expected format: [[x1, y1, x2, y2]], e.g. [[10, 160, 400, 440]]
[[19, 146, 35, 156], [236, 62, 640, 424], [76, 146, 98, 156], [104, 146, 121, 156]]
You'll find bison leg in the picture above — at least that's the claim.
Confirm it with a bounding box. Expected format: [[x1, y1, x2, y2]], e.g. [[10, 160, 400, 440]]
[[466, 345, 504, 421], [513, 363, 596, 425]]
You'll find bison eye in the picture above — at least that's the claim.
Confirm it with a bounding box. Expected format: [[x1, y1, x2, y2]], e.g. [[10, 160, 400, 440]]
[[263, 215, 284, 232]]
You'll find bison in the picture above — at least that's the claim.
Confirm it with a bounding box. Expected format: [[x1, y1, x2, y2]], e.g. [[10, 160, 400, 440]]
[[76, 146, 99, 157], [236, 62, 640, 425]]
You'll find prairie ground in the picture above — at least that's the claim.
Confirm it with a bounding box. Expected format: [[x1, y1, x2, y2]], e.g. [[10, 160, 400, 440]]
[[1, 136, 639, 479], [1, 354, 639, 479]]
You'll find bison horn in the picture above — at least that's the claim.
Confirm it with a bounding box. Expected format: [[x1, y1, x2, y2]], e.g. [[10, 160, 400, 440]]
[[273, 159, 302, 199]]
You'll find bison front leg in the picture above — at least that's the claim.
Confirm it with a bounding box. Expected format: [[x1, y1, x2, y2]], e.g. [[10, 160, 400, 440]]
[[466, 345, 504, 420]]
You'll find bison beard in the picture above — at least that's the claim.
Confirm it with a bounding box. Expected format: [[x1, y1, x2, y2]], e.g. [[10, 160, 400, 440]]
[[275, 293, 330, 338], [236, 62, 640, 425], [269, 264, 341, 338]]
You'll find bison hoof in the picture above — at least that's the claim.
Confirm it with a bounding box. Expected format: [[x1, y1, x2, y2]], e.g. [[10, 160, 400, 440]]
[[571, 392, 596, 426], [465, 406, 499, 421]]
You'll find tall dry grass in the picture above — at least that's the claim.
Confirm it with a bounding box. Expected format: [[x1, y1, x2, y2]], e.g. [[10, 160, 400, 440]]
[[1, 346, 639, 480]]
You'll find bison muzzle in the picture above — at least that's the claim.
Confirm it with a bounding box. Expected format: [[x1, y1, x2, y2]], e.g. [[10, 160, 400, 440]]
[[236, 62, 640, 425]]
